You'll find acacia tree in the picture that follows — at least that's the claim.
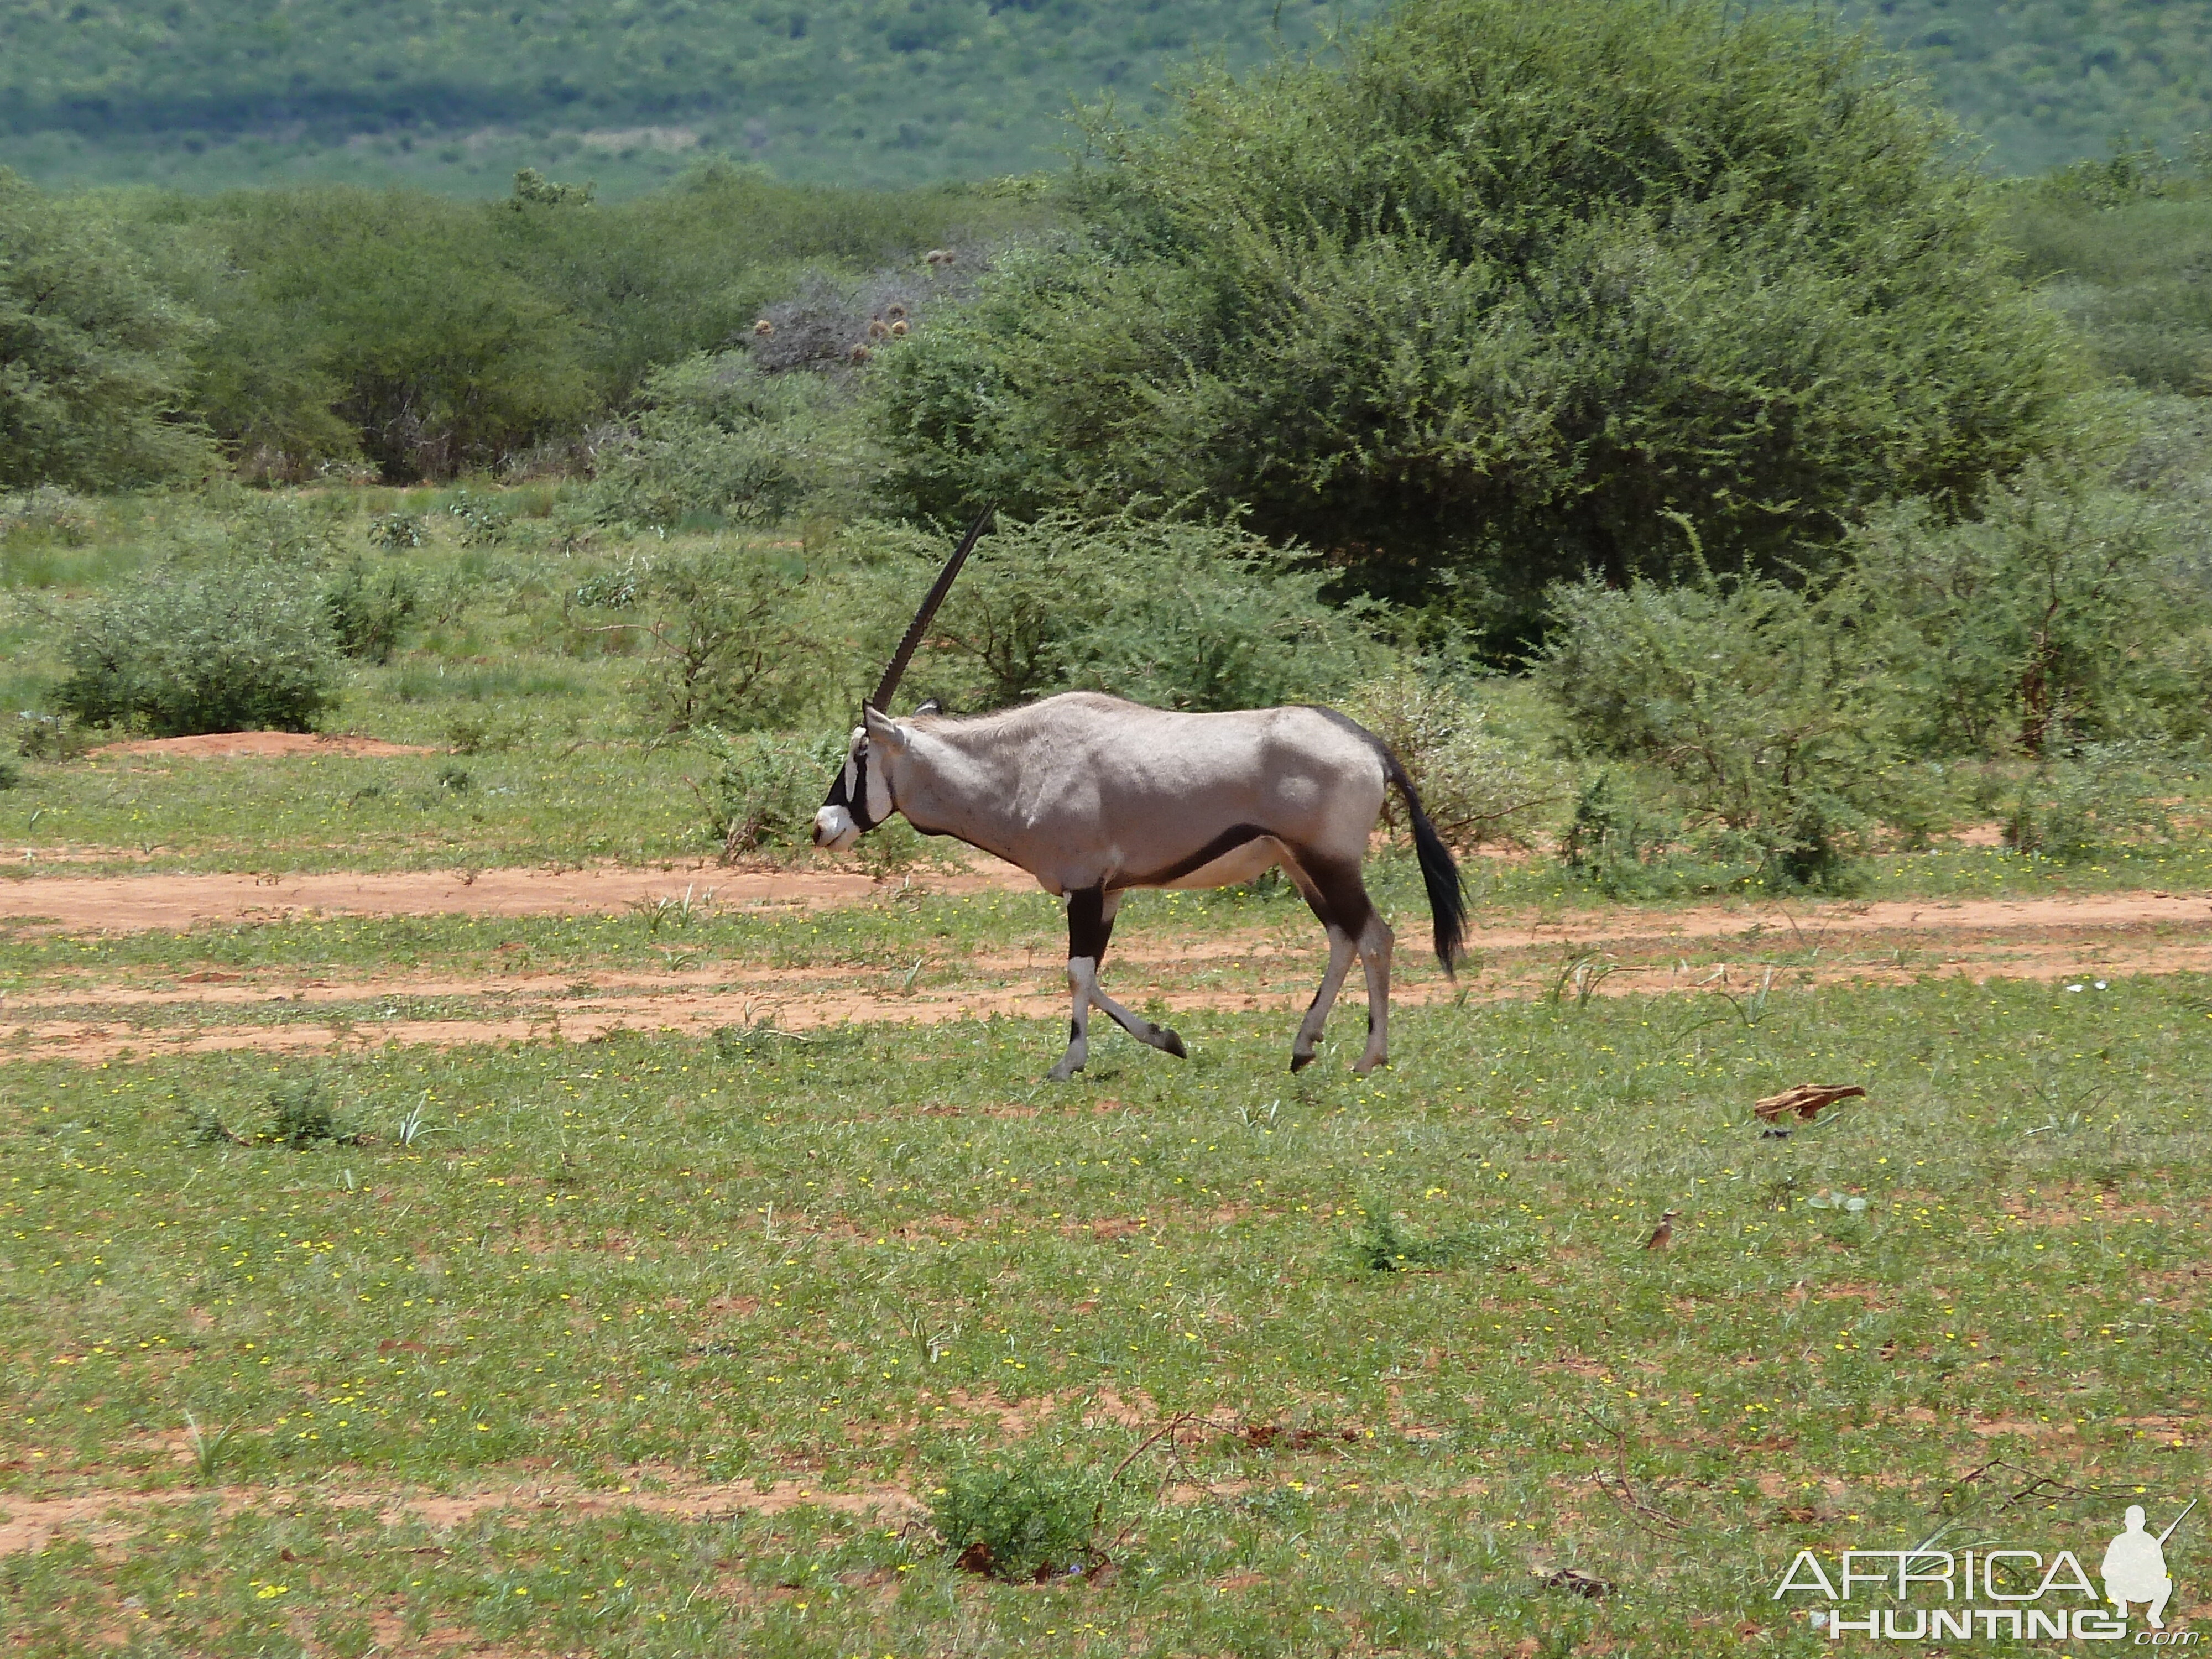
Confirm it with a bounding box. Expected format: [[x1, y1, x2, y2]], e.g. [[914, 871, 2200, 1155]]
[[877, 0, 2082, 643], [0, 170, 214, 490], [158, 187, 599, 481]]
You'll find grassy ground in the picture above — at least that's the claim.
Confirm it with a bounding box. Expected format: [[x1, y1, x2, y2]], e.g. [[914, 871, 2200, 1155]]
[[4, 972, 2208, 1655], [4, 484, 2208, 1652]]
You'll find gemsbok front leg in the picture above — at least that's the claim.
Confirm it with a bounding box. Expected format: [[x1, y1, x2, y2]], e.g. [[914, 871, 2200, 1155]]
[[1047, 888, 1187, 1081]]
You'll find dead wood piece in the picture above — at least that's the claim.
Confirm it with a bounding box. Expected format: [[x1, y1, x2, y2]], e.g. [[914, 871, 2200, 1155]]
[[1755, 1083, 1867, 1124], [1543, 1567, 1613, 1599]]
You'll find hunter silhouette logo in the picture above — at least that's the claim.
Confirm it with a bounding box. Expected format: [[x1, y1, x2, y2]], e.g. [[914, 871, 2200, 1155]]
[[1775, 1500, 2197, 1642], [2105, 1503, 2193, 1630]]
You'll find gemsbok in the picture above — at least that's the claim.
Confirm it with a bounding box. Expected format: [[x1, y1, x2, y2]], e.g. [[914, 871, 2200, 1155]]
[[813, 514, 1464, 1079]]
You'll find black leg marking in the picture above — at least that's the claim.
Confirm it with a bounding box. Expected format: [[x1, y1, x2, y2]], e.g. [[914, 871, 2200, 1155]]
[[1306, 857, 1376, 942], [1068, 886, 1109, 961], [1047, 888, 1112, 1082]]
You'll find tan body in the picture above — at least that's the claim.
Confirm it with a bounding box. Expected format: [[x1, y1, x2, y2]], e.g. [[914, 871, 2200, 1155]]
[[884, 695, 1386, 896], [816, 692, 1464, 1079]]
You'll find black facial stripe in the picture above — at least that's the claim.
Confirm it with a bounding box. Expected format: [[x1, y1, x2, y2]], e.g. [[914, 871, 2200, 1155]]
[[849, 748, 874, 829], [839, 745, 883, 831]]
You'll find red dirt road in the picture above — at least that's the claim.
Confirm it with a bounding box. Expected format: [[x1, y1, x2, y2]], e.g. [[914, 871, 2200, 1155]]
[[0, 858, 1036, 933], [4, 874, 2209, 1063]]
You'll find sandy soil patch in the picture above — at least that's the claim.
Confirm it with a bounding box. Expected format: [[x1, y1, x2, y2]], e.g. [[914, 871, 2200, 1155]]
[[3, 855, 2205, 942], [0, 1473, 921, 1556], [0, 858, 1035, 933], [88, 732, 438, 760]]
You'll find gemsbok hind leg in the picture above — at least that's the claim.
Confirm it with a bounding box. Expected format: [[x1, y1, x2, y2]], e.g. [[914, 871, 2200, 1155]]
[[1351, 908, 1395, 1075], [1281, 857, 1357, 1073], [1048, 888, 1187, 1081], [1285, 856, 1394, 1074]]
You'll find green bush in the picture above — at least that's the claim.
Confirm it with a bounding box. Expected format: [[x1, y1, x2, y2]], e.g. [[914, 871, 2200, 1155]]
[[1343, 662, 1568, 849], [366, 509, 425, 549], [1839, 458, 2210, 759], [2002, 746, 2173, 862], [1536, 575, 1890, 890], [54, 565, 341, 735], [180, 1079, 357, 1149], [14, 711, 92, 761], [156, 187, 599, 479], [1557, 771, 1684, 896], [696, 727, 846, 857], [0, 170, 217, 491], [262, 1079, 346, 1149], [929, 1453, 1103, 1582], [879, 0, 2078, 641], [589, 352, 877, 529], [443, 491, 512, 547], [1345, 1205, 1530, 1272], [324, 559, 419, 663], [877, 510, 1381, 713], [632, 542, 818, 733]]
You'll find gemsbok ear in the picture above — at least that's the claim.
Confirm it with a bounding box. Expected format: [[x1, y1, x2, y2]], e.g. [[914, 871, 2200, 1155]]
[[863, 705, 910, 753], [914, 697, 944, 717]]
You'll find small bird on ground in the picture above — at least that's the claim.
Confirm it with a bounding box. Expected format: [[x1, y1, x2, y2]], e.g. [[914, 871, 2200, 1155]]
[[1644, 1210, 1681, 1251]]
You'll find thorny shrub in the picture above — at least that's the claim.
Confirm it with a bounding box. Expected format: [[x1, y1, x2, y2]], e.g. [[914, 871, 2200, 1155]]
[[929, 1452, 1105, 1583]]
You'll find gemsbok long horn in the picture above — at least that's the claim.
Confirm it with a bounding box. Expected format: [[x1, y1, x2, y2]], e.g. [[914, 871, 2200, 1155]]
[[868, 506, 994, 714]]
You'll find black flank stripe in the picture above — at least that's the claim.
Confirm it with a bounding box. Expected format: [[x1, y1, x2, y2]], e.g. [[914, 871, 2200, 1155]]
[[1118, 825, 1275, 890]]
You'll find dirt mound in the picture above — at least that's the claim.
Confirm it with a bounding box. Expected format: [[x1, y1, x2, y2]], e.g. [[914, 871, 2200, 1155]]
[[90, 732, 437, 759]]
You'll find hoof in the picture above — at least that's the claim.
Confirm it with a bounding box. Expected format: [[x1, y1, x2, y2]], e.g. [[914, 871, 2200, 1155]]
[[1351, 1055, 1389, 1078], [1156, 1027, 1187, 1060], [1289, 1051, 1315, 1073], [1047, 1055, 1086, 1082]]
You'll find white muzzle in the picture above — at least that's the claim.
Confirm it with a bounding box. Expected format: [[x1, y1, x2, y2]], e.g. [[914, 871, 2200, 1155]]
[[813, 804, 859, 852]]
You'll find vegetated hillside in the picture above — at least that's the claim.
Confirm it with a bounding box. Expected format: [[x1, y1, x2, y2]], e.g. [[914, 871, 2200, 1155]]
[[0, 0, 1370, 195], [1842, 0, 2212, 175], [2002, 178, 2212, 396], [2, 0, 2206, 195]]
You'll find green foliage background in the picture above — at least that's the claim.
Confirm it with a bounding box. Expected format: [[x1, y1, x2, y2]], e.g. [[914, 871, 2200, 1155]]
[[0, 171, 216, 489], [5, 0, 2212, 893], [1, 0, 2206, 195], [879, 0, 2081, 641], [11, 165, 1056, 484]]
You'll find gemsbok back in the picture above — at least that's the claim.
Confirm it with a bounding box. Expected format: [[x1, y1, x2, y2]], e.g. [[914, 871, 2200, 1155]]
[[813, 514, 1465, 1079]]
